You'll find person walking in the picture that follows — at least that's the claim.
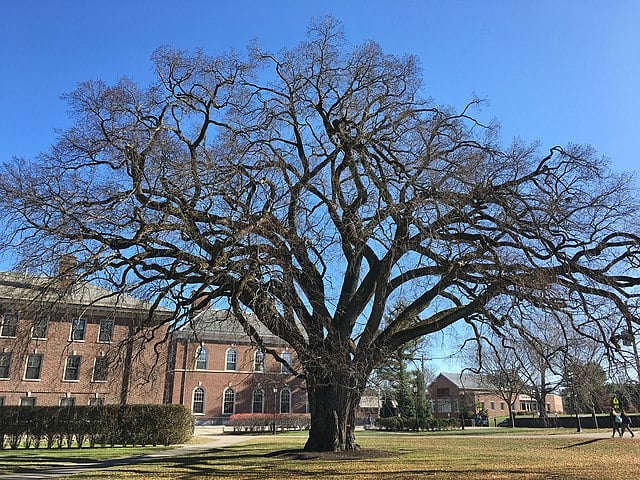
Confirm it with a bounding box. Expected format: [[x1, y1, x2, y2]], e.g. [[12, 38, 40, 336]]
[[611, 407, 623, 437], [621, 411, 635, 438]]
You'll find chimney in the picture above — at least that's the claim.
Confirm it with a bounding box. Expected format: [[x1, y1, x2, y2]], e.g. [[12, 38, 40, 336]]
[[57, 254, 78, 290], [192, 292, 210, 317]]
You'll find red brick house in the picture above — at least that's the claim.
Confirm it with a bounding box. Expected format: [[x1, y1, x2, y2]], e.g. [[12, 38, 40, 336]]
[[164, 309, 307, 424], [0, 272, 170, 407], [428, 372, 564, 420]]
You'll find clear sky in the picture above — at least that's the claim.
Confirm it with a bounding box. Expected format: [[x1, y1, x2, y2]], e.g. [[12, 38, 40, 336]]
[[1, 0, 638, 372]]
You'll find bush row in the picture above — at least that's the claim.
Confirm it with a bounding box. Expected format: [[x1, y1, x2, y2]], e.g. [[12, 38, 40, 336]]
[[227, 413, 311, 432], [376, 416, 461, 431], [0, 404, 193, 449]]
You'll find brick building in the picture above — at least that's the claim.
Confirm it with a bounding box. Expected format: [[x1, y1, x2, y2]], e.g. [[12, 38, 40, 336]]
[[164, 309, 307, 424], [428, 372, 564, 420], [0, 272, 170, 407]]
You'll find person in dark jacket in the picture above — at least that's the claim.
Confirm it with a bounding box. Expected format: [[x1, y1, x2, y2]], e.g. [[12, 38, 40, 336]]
[[611, 408, 623, 437], [621, 411, 635, 438]]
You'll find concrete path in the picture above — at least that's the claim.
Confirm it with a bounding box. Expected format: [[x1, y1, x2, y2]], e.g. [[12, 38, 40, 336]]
[[0, 427, 258, 480]]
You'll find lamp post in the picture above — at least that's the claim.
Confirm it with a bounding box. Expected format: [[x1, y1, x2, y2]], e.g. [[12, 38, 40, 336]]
[[567, 374, 581, 433], [413, 385, 419, 431], [272, 387, 278, 434]]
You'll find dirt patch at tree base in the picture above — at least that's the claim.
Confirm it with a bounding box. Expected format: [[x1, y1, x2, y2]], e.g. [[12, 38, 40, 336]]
[[266, 449, 397, 461]]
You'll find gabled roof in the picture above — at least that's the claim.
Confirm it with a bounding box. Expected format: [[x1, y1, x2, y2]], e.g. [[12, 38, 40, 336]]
[[0, 271, 171, 316], [437, 372, 489, 391], [172, 307, 284, 345]]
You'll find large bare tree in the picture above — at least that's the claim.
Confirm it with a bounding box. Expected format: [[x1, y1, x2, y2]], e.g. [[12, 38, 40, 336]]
[[1, 18, 639, 451]]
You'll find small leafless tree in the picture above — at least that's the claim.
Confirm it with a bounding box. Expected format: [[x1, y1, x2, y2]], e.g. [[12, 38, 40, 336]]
[[1, 18, 640, 451], [467, 338, 528, 426]]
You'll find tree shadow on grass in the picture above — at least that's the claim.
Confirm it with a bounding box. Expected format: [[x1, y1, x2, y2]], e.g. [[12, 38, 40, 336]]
[[558, 438, 607, 449]]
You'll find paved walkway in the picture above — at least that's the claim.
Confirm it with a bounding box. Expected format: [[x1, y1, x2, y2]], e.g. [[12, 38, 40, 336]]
[[0, 427, 258, 480]]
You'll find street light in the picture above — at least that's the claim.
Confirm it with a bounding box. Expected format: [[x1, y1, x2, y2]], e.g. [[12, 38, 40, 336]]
[[567, 374, 581, 433], [413, 385, 419, 431], [272, 387, 278, 434]]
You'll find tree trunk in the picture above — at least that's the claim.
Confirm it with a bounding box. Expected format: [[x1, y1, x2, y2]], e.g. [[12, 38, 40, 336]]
[[304, 383, 361, 451]]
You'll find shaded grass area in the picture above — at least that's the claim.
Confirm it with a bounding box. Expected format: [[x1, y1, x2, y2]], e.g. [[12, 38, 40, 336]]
[[0, 445, 172, 475], [2, 431, 639, 479]]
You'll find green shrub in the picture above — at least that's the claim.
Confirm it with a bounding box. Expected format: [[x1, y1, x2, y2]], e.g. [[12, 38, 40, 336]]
[[0, 404, 193, 449]]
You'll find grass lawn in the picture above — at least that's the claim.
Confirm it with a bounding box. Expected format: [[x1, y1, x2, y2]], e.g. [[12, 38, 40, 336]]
[[1, 430, 638, 479]]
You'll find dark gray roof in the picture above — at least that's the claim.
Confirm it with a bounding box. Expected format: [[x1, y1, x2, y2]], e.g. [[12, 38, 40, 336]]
[[438, 372, 489, 391], [173, 308, 283, 344]]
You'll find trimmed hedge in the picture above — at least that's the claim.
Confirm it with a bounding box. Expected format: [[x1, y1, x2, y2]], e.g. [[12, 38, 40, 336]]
[[227, 413, 310, 433], [0, 404, 193, 449], [376, 416, 461, 431]]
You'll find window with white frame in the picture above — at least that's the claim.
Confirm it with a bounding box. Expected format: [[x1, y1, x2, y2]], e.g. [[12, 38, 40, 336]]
[[89, 397, 104, 406], [193, 387, 205, 414], [0, 352, 11, 379], [63, 355, 81, 381], [222, 388, 235, 415], [24, 354, 43, 380], [195, 346, 208, 370], [280, 351, 293, 374], [31, 316, 49, 339], [92, 356, 108, 382], [0, 312, 18, 337], [60, 397, 75, 407], [70, 318, 86, 341], [98, 318, 114, 343], [225, 348, 237, 371], [20, 397, 36, 407], [254, 350, 265, 372], [280, 388, 291, 414], [252, 389, 264, 413]]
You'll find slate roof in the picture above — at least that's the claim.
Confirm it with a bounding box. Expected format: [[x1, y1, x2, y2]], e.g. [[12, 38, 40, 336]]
[[172, 307, 284, 344], [438, 371, 489, 391]]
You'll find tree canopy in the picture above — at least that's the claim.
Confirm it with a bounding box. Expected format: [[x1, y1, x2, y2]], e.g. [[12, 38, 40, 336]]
[[1, 17, 639, 451]]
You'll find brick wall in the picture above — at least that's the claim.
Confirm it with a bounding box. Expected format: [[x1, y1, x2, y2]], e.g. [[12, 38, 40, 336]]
[[166, 336, 307, 424], [0, 308, 168, 407]]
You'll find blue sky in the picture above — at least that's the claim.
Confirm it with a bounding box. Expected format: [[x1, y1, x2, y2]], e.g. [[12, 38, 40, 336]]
[[1, 0, 638, 372]]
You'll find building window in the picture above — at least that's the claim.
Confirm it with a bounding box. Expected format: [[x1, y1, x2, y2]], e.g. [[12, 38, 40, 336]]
[[280, 352, 293, 374], [436, 387, 450, 397], [490, 401, 495, 410], [60, 397, 75, 407], [500, 402, 505, 410], [92, 357, 108, 382], [24, 354, 43, 380], [63, 355, 81, 381], [280, 388, 291, 414], [222, 388, 235, 415], [0, 397, 4, 406], [546, 403, 551, 412], [0, 352, 11, 379], [98, 318, 114, 343], [193, 387, 205, 414], [254, 350, 265, 372], [20, 397, 36, 407], [225, 348, 237, 371], [32, 316, 49, 339], [195, 347, 208, 370], [0, 312, 18, 337], [89, 397, 104, 406], [71, 318, 86, 341], [252, 389, 265, 413]]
